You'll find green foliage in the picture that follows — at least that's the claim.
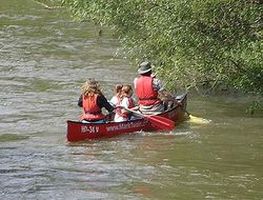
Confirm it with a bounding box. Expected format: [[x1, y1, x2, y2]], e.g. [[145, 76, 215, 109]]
[[246, 99, 263, 115], [61, 0, 262, 95]]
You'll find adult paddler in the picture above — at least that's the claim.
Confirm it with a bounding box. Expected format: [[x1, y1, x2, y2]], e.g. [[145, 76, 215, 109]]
[[134, 61, 176, 115], [78, 78, 114, 123]]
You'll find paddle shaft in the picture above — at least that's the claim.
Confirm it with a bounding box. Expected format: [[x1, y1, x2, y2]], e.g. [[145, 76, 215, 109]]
[[116, 106, 175, 130]]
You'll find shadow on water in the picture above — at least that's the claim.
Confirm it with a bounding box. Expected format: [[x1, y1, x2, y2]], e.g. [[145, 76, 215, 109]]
[[0, 134, 29, 142]]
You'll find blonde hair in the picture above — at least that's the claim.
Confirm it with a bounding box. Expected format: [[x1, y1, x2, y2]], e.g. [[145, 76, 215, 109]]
[[81, 79, 102, 96]]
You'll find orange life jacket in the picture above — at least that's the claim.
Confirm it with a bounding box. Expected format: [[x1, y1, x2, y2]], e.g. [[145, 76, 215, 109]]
[[80, 94, 105, 121], [135, 76, 161, 106]]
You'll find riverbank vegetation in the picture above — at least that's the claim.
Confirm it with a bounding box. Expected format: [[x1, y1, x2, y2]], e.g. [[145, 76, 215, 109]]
[[35, 0, 262, 113], [60, 0, 262, 93]]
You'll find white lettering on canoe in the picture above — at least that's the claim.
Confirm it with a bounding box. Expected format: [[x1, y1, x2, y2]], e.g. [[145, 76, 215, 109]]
[[106, 121, 146, 132], [81, 126, 99, 134]]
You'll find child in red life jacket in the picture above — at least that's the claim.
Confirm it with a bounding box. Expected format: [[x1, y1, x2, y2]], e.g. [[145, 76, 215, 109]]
[[78, 79, 114, 123], [109, 84, 123, 107], [114, 84, 136, 122]]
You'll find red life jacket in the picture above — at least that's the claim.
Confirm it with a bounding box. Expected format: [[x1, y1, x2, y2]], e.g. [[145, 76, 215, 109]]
[[80, 94, 105, 121], [135, 76, 161, 106], [128, 98, 135, 108], [115, 97, 135, 119]]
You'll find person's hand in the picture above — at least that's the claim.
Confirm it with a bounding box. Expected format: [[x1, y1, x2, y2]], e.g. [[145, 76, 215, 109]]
[[174, 99, 182, 106]]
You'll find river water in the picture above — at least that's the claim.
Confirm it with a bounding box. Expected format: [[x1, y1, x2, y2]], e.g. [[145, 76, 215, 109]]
[[0, 1, 262, 199]]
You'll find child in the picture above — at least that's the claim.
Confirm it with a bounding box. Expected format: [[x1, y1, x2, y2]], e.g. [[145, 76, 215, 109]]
[[109, 84, 123, 106], [114, 84, 136, 122]]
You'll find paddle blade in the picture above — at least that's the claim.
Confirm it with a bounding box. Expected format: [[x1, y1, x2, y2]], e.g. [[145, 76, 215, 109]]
[[188, 115, 211, 124], [145, 115, 175, 131]]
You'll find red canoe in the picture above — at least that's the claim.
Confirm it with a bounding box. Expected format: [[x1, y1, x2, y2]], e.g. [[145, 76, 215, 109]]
[[67, 93, 188, 142]]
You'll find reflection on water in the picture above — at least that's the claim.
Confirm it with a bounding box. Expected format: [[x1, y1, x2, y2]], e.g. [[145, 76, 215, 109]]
[[0, 0, 263, 199]]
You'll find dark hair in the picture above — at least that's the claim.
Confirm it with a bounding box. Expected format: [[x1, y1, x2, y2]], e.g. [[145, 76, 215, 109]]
[[115, 84, 123, 94], [120, 84, 133, 99]]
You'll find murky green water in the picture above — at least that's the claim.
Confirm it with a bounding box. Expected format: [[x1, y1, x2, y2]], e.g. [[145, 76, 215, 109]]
[[1, 1, 262, 199]]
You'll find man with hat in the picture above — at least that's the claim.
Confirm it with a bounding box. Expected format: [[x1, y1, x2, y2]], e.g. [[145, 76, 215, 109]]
[[134, 61, 168, 115]]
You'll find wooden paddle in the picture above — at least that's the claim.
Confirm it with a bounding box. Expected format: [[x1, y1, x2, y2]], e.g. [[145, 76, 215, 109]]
[[117, 106, 175, 131], [144, 114, 176, 130]]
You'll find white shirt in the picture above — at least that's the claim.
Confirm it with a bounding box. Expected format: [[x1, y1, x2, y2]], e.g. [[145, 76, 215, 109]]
[[109, 95, 119, 106], [114, 97, 134, 122]]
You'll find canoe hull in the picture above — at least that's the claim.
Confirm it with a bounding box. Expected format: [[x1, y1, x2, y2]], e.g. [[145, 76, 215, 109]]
[[67, 94, 187, 142]]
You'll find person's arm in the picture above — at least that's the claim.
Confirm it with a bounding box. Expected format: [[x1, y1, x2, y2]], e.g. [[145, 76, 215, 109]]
[[98, 95, 115, 113], [109, 96, 117, 106], [119, 98, 130, 114], [159, 90, 175, 100], [78, 95, 83, 107], [133, 77, 138, 89], [152, 77, 164, 91], [153, 78, 175, 101]]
